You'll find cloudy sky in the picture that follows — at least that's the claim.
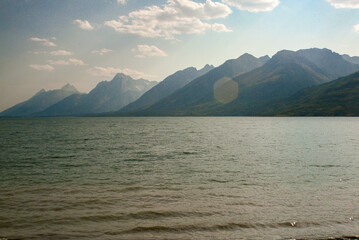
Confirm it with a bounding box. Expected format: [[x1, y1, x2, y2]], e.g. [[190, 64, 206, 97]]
[[0, 0, 359, 111]]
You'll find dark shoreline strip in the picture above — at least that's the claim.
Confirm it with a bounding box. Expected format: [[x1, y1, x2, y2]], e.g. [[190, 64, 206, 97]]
[[1, 235, 358, 240], [295, 236, 359, 240]]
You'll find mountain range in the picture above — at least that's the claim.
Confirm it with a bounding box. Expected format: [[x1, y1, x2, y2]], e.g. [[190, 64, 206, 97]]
[[124, 49, 357, 116], [116, 53, 270, 115], [118, 64, 215, 113], [0, 74, 156, 117], [1, 47, 359, 117], [36, 73, 157, 116], [297, 48, 359, 79], [120, 53, 269, 116], [0, 84, 79, 117]]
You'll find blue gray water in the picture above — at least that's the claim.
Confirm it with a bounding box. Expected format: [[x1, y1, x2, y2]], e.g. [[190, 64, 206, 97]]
[[0, 117, 358, 240]]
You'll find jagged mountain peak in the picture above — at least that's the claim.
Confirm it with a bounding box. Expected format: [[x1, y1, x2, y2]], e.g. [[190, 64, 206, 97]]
[[202, 64, 213, 69], [268, 50, 313, 66], [297, 48, 359, 79], [219, 53, 266, 70], [238, 53, 256, 59], [112, 72, 133, 82], [198, 64, 215, 75], [259, 55, 270, 60], [342, 54, 359, 64], [182, 66, 197, 72], [297, 48, 342, 59], [61, 83, 78, 93], [272, 49, 297, 58], [34, 88, 46, 96]]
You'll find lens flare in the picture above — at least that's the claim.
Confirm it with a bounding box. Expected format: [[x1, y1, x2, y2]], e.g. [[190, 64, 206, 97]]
[[214, 77, 239, 104]]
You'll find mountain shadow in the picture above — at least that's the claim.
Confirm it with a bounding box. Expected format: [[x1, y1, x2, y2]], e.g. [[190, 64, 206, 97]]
[[263, 71, 359, 116]]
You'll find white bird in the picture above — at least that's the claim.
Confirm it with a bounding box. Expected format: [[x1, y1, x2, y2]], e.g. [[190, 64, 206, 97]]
[[291, 221, 296, 227]]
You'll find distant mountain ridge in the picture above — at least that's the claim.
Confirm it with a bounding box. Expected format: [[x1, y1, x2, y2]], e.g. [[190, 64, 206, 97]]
[[0, 84, 79, 117], [116, 48, 359, 116], [130, 50, 329, 116], [223, 50, 330, 114], [37, 73, 157, 116], [118, 64, 214, 113], [342, 54, 359, 65], [2, 47, 359, 117], [297, 48, 359, 79]]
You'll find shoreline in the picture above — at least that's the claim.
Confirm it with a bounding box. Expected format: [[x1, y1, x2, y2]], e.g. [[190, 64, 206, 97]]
[[296, 237, 359, 240], [1, 236, 359, 240]]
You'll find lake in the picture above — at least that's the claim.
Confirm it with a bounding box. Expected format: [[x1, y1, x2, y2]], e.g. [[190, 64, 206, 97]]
[[0, 117, 358, 239]]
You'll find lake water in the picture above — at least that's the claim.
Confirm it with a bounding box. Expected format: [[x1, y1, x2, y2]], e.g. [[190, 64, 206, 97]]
[[0, 117, 358, 240]]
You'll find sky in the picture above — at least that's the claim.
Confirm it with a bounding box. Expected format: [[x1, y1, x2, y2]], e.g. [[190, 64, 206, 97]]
[[0, 0, 359, 111]]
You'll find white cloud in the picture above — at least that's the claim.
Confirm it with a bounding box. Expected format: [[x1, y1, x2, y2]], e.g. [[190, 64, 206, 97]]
[[48, 58, 85, 66], [29, 64, 54, 71], [222, 0, 280, 12], [91, 48, 113, 55], [29, 51, 47, 55], [30, 37, 56, 47], [68, 58, 85, 65], [73, 19, 94, 30], [132, 45, 168, 58], [50, 50, 73, 56], [354, 24, 359, 33], [211, 23, 232, 32], [48, 60, 69, 65], [87, 66, 155, 80], [117, 0, 126, 4], [169, 0, 232, 19], [104, 0, 232, 40], [327, 0, 359, 8]]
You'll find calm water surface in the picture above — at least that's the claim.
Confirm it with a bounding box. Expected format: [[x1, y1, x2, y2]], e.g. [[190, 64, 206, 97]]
[[0, 117, 358, 240]]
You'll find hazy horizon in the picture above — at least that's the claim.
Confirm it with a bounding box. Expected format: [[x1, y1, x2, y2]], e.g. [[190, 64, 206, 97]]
[[1, 0, 359, 111]]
